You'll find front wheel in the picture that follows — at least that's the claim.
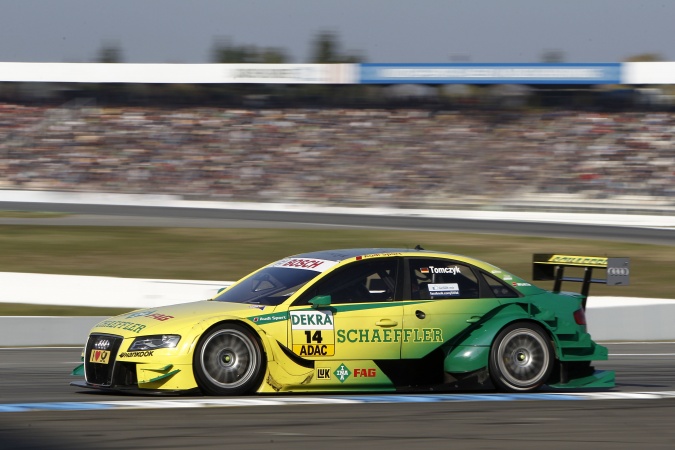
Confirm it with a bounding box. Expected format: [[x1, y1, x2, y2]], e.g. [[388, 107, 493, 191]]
[[193, 323, 265, 396], [489, 323, 554, 393]]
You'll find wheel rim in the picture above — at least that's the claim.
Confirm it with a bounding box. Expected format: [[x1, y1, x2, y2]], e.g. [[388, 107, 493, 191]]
[[496, 328, 550, 389], [200, 329, 257, 389]]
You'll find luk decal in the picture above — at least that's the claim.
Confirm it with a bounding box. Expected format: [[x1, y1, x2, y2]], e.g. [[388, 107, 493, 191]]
[[90, 350, 110, 364], [337, 328, 443, 343], [251, 313, 288, 324], [273, 258, 338, 272], [428, 283, 460, 297], [119, 351, 154, 358], [96, 320, 146, 334], [316, 368, 331, 380], [334, 363, 351, 383], [291, 310, 336, 356]]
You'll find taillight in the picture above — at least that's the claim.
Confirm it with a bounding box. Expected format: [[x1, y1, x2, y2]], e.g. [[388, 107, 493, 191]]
[[573, 308, 587, 325]]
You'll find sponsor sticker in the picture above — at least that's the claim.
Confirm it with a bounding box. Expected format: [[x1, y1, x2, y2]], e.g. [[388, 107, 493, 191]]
[[354, 368, 377, 378], [428, 283, 460, 297], [334, 363, 351, 383], [119, 351, 154, 358], [290, 311, 334, 330], [251, 313, 288, 324], [355, 252, 403, 261], [337, 328, 443, 343], [316, 368, 331, 380], [125, 310, 174, 321], [291, 310, 335, 356], [90, 350, 110, 364], [547, 255, 607, 266], [96, 320, 146, 334], [272, 258, 338, 272]]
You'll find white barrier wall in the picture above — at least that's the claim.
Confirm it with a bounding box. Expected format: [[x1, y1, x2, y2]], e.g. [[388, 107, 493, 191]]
[[1, 272, 673, 345]]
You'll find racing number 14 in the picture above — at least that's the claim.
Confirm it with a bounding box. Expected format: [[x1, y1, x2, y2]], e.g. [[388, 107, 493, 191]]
[[305, 330, 323, 344]]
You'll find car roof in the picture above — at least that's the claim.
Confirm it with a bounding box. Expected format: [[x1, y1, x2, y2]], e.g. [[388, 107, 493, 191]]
[[292, 248, 447, 263]]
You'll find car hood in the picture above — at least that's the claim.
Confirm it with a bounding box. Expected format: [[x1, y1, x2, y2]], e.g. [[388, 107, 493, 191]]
[[90, 300, 271, 338]]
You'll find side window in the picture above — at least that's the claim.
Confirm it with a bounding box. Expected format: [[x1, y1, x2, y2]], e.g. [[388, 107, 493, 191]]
[[480, 272, 520, 298], [409, 259, 479, 299], [294, 258, 399, 306]]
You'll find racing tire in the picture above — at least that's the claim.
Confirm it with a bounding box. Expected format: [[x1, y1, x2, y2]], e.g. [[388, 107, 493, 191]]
[[489, 322, 554, 393], [194, 323, 265, 396]]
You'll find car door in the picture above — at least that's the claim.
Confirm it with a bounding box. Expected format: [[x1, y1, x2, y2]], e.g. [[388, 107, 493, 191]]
[[401, 258, 504, 359], [288, 257, 403, 363]]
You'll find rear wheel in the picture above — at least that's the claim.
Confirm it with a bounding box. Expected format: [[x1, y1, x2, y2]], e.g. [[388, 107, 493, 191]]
[[194, 323, 265, 395], [489, 323, 553, 392]]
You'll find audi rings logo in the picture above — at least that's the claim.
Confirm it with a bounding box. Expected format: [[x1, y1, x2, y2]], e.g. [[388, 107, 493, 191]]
[[94, 339, 111, 350], [608, 267, 630, 276]]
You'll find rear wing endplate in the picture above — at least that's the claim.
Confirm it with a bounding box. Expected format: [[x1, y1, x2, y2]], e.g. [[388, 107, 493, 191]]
[[532, 254, 629, 308]]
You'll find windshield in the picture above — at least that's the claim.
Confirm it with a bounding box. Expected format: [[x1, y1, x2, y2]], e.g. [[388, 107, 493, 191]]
[[213, 267, 322, 306]]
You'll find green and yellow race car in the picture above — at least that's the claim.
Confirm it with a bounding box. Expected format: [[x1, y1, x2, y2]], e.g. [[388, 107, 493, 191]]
[[72, 248, 625, 395]]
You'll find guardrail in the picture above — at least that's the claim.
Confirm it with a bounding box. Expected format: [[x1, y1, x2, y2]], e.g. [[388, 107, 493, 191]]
[[1, 272, 673, 345]]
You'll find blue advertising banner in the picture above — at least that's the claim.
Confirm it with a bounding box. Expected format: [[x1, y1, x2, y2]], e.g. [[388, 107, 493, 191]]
[[359, 63, 621, 84]]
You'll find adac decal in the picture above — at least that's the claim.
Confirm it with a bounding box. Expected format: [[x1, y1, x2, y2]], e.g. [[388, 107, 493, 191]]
[[126, 310, 174, 321], [119, 351, 154, 358], [251, 312, 288, 324], [316, 368, 331, 380], [334, 363, 351, 383], [90, 350, 110, 364], [96, 320, 146, 334], [291, 310, 336, 357], [354, 368, 377, 378], [337, 328, 443, 344]]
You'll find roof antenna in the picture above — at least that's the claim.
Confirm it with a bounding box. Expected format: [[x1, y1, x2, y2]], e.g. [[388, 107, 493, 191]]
[[414, 244, 425, 250]]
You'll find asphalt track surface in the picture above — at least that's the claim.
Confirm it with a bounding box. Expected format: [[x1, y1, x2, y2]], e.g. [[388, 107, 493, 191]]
[[2, 203, 675, 449], [1, 345, 675, 449]]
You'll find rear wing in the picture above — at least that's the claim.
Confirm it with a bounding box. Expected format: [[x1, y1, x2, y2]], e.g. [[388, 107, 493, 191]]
[[532, 254, 629, 308]]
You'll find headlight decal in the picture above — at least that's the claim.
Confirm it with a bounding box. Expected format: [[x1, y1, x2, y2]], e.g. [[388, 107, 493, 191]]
[[128, 335, 181, 351]]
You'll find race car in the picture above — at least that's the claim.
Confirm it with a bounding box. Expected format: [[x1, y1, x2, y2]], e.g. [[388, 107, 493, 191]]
[[71, 248, 625, 395]]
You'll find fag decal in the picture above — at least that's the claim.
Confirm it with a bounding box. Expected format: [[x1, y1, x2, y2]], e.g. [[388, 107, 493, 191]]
[[90, 350, 110, 364]]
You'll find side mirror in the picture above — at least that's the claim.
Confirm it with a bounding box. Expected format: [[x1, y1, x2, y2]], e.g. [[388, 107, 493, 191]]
[[308, 295, 331, 309]]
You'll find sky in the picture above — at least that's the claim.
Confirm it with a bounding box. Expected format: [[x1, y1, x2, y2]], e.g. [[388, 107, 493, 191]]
[[0, 0, 673, 64]]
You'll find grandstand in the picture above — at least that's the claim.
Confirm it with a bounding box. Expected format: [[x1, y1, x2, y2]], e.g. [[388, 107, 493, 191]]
[[1, 62, 674, 214]]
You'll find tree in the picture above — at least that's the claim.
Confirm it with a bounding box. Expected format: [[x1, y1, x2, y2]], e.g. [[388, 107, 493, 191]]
[[96, 41, 124, 63], [309, 30, 365, 63], [210, 37, 288, 63], [540, 49, 565, 63]]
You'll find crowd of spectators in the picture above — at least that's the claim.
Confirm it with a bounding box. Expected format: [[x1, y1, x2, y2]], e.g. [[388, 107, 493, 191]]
[[1, 102, 674, 209]]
